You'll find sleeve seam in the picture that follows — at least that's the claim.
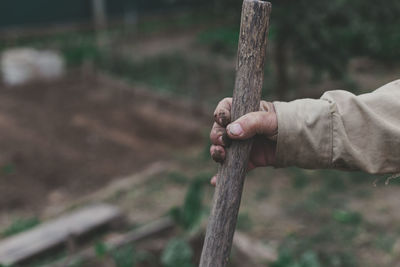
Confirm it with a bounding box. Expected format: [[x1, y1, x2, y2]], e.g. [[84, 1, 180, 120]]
[[329, 102, 334, 168]]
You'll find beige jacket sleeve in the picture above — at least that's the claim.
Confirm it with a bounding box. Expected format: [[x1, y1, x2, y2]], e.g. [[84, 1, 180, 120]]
[[273, 79, 400, 174]]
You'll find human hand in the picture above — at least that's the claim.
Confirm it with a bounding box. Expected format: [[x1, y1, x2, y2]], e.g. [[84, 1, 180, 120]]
[[209, 97, 278, 186]]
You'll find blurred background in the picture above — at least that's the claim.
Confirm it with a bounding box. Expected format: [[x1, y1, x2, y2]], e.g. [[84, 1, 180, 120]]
[[0, 0, 399, 266]]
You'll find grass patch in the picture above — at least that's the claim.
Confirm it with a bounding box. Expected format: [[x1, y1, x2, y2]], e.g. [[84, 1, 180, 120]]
[[28, 250, 68, 267], [94, 241, 109, 257], [1, 164, 16, 175], [320, 171, 347, 192], [287, 168, 311, 189], [255, 188, 269, 200], [332, 209, 362, 225], [2, 217, 40, 237], [274, 226, 359, 267], [111, 245, 136, 267], [161, 238, 194, 267], [281, 168, 368, 267], [271, 249, 321, 267]]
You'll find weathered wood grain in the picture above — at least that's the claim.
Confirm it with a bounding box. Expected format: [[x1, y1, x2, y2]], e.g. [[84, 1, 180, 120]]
[[0, 204, 121, 266], [199, 1, 271, 266]]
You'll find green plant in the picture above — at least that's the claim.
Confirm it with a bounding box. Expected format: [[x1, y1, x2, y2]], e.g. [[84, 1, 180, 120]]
[[170, 178, 206, 230], [1, 164, 15, 175], [287, 168, 310, 189], [60, 40, 102, 66], [332, 209, 362, 225], [111, 245, 136, 267], [273, 231, 359, 267], [255, 188, 269, 200], [161, 238, 194, 267], [2, 217, 40, 237], [94, 241, 108, 257], [214, 0, 400, 99], [271, 249, 321, 267], [321, 171, 347, 192]]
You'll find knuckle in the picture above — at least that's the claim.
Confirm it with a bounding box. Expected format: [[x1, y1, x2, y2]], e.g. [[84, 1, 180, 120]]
[[210, 145, 224, 163], [217, 110, 230, 126], [210, 129, 220, 142], [213, 111, 218, 120], [260, 100, 268, 111], [222, 97, 231, 103], [209, 145, 214, 155], [256, 112, 270, 134], [246, 112, 264, 134], [219, 97, 232, 108], [217, 98, 226, 106]]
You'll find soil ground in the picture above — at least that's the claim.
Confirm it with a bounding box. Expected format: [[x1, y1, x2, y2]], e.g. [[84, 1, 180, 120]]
[[0, 71, 207, 218]]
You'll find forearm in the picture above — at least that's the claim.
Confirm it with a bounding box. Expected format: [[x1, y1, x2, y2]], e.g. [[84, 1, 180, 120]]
[[273, 80, 400, 174]]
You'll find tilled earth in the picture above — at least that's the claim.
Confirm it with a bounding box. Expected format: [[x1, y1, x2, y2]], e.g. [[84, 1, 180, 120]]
[[0, 71, 207, 213]]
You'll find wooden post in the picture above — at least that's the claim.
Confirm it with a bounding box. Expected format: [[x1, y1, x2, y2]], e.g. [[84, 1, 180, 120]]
[[92, 0, 107, 30], [199, 1, 271, 266]]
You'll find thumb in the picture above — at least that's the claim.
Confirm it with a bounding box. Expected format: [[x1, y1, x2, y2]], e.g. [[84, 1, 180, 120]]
[[226, 111, 277, 140]]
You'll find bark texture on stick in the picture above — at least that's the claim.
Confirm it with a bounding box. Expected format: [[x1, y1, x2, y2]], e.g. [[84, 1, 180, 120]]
[[199, 1, 271, 266]]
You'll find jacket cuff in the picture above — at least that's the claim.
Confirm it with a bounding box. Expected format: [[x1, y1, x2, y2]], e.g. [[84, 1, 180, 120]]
[[273, 99, 333, 169]]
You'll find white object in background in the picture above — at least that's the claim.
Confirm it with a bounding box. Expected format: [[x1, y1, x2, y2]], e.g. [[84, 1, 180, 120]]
[[1, 48, 65, 86]]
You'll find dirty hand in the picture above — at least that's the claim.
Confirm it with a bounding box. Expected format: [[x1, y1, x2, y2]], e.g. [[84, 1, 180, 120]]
[[209, 97, 278, 186]]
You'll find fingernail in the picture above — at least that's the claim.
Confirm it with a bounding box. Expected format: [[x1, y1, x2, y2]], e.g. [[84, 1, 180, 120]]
[[228, 123, 243, 136]]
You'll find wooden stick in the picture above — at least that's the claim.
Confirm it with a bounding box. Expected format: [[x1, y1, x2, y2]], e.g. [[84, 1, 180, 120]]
[[199, 1, 271, 266]]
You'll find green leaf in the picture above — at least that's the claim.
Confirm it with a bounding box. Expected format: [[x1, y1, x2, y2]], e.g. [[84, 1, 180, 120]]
[[112, 245, 136, 267], [1, 164, 15, 175], [180, 179, 204, 230], [171, 178, 206, 230], [94, 241, 108, 257], [332, 210, 362, 225]]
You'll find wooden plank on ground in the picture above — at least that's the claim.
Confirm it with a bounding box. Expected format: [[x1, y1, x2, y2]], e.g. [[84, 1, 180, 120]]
[[48, 216, 175, 267], [233, 231, 277, 266], [0, 203, 121, 266], [43, 161, 172, 218]]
